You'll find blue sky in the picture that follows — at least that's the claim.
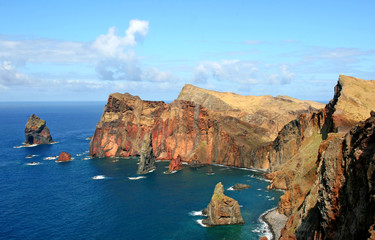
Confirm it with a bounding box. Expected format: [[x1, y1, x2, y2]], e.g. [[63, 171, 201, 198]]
[[0, 0, 374, 102]]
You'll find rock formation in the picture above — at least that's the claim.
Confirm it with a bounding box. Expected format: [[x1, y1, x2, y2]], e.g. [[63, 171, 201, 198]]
[[232, 183, 250, 190], [137, 133, 156, 174], [89, 85, 322, 169], [202, 182, 244, 226], [168, 155, 182, 172], [56, 152, 71, 162], [24, 114, 53, 145]]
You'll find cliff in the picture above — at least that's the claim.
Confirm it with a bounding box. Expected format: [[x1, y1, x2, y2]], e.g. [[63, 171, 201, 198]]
[[90, 86, 322, 169], [25, 114, 53, 145], [263, 75, 375, 239], [137, 133, 156, 174]]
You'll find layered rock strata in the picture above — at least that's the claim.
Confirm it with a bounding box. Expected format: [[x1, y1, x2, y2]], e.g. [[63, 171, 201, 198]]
[[137, 133, 156, 174], [25, 114, 53, 145], [202, 182, 244, 226], [90, 86, 322, 169]]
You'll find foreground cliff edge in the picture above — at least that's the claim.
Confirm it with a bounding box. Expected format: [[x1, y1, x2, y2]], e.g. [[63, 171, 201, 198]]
[[89, 75, 375, 239]]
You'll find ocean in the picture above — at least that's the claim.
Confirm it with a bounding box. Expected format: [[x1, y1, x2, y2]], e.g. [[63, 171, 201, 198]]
[[0, 102, 283, 240]]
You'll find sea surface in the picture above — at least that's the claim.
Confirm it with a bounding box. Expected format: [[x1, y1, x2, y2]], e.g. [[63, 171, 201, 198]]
[[0, 102, 283, 240]]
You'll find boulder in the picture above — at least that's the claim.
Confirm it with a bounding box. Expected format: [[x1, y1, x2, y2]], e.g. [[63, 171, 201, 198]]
[[56, 152, 71, 162], [202, 182, 244, 226], [24, 114, 53, 145]]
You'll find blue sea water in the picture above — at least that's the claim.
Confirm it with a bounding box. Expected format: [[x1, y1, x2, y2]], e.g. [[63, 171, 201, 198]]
[[0, 102, 283, 240]]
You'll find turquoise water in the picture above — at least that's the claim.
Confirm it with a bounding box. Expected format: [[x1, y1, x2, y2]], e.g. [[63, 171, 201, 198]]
[[0, 102, 282, 239]]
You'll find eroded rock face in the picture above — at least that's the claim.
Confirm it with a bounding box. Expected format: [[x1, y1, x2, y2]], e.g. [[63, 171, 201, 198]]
[[57, 152, 71, 162], [232, 183, 250, 190], [137, 133, 156, 174], [202, 182, 244, 226], [90, 87, 321, 169], [25, 114, 53, 145], [168, 155, 182, 172]]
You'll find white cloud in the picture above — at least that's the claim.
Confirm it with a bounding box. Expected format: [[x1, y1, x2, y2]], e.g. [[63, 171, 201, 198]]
[[0, 60, 33, 89], [92, 20, 149, 58]]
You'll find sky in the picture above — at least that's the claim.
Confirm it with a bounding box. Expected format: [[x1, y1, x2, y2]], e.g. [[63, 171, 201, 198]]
[[0, 0, 374, 102]]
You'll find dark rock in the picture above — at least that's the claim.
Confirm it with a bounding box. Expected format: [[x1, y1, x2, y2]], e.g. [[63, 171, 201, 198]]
[[233, 183, 251, 190], [137, 133, 156, 174], [24, 114, 53, 145], [56, 152, 71, 162], [202, 182, 244, 226]]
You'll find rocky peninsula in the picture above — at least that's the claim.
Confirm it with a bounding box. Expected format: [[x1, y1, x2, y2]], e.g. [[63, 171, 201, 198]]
[[89, 74, 375, 239]]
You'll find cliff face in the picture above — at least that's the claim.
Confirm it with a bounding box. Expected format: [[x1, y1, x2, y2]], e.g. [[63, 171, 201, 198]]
[[25, 114, 53, 145], [137, 133, 156, 174], [289, 114, 375, 240], [269, 75, 375, 239], [90, 86, 322, 169]]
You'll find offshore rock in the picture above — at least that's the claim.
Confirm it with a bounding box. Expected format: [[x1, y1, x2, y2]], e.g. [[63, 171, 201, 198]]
[[168, 155, 182, 172], [137, 133, 156, 174], [232, 183, 250, 190], [202, 182, 244, 226], [25, 114, 53, 145], [56, 152, 71, 162]]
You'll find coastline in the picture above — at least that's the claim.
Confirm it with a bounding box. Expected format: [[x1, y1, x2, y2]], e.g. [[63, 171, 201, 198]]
[[260, 207, 288, 240]]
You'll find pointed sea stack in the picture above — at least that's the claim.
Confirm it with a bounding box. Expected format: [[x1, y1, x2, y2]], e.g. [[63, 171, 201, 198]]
[[202, 182, 244, 226], [137, 133, 156, 174], [25, 114, 53, 145], [168, 155, 182, 172]]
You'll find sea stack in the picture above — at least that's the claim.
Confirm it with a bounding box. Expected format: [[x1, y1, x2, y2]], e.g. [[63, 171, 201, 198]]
[[202, 182, 244, 226], [137, 133, 156, 174], [56, 152, 72, 162], [168, 155, 182, 172], [24, 114, 53, 145]]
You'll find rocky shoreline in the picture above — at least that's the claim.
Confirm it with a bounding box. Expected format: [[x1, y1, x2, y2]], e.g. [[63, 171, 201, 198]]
[[261, 208, 288, 240]]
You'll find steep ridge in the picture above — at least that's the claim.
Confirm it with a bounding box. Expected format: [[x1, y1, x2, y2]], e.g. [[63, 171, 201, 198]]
[[178, 84, 324, 140], [262, 75, 375, 239]]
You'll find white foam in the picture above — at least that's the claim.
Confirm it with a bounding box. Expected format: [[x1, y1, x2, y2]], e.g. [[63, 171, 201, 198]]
[[163, 170, 177, 174], [76, 153, 82, 156], [26, 162, 40, 166], [189, 210, 203, 216], [25, 155, 38, 159], [196, 219, 207, 227], [268, 197, 275, 201], [82, 156, 92, 160], [206, 172, 215, 175], [49, 141, 59, 145], [13, 144, 38, 148], [44, 156, 58, 160], [227, 186, 235, 191], [257, 188, 262, 191], [128, 176, 146, 180], [182, 162, 188, 165], [92, 175, 106, 180], [257, 207, 276, 240]]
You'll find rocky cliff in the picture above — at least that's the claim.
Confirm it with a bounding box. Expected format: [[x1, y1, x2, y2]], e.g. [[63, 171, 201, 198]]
[[25, 114, 53, 145], [202, 182, 244, 226], [262, 75, 375, 239], [89, 86, 323, 169]]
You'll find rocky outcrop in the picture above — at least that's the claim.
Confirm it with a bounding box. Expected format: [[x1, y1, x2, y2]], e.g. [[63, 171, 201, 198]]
[[168, 155, 182, 172], [232, 183, 251, 190], [56, 152, 71, 162], [25, 114, 53, 145], [202, 182, 244, 226], [137, 133, 156, 174]]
